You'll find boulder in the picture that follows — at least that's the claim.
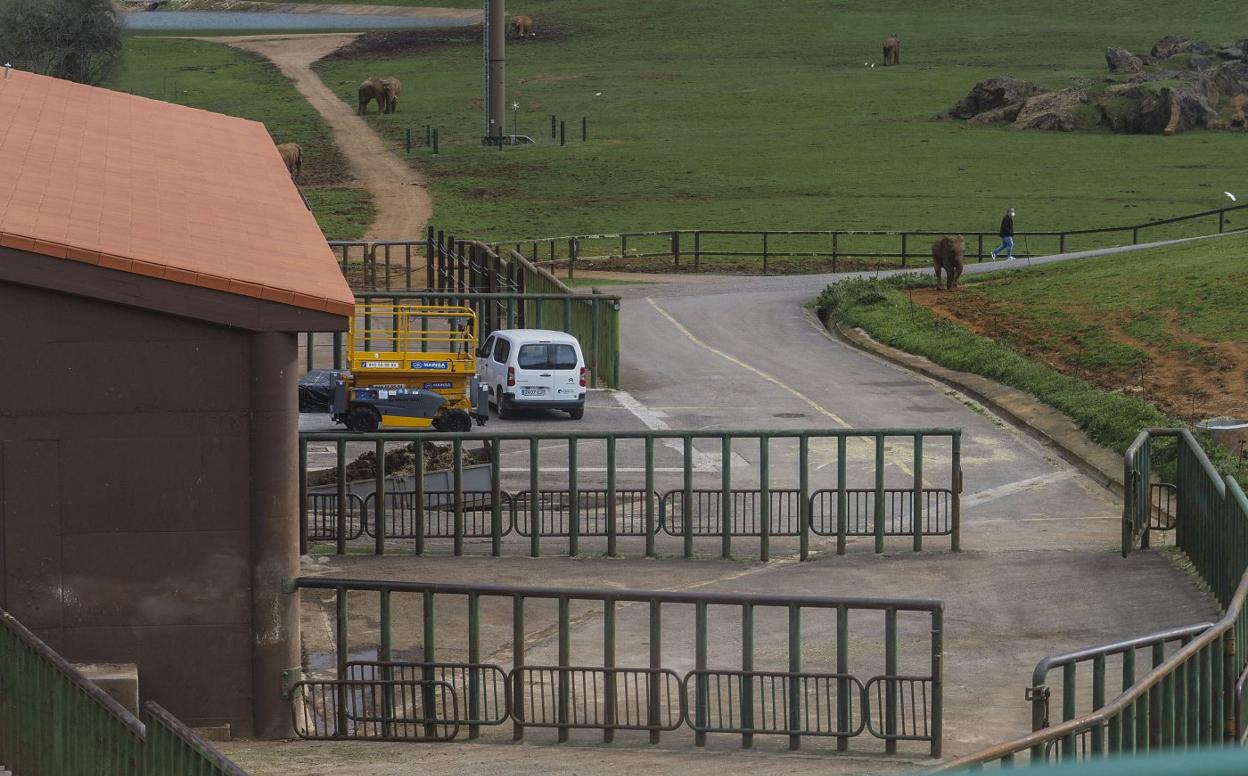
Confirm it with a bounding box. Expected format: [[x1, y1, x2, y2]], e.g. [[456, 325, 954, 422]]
[[1168, 84, 1220, 132], [965, 104, 1024, 126], [1190, 54, 1215, 72], [1106, 47, 1144, 73], [1013, 89, 1089, 131], [1151, 35, 1194, 59], [1212, 60, 1248, 98], [1101, 85, 1172, 133], [942, 77, 1042, 119], [1217, 46, 1246, 61]]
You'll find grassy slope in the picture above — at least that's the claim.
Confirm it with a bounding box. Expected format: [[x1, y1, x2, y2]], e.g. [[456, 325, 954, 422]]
[[815, 237, 1247, 477], [107, 37, 374, 239], [314, 0, 1248, 243]]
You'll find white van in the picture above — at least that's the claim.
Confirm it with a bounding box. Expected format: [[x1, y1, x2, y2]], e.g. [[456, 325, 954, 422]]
[[476, 329, 587, 419]]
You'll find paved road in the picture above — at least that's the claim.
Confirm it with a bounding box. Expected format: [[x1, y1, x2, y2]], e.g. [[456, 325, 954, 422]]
[[266, 241, 1223, 773]]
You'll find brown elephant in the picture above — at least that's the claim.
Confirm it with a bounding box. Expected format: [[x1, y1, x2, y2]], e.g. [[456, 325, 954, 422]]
[[509, 14, 534, 37], [932, 235, 965, 290], [883, 35, 900, 66], [276, 142, 302, 179], [358, 77, 387, 114], [379, 76, 402, 114]]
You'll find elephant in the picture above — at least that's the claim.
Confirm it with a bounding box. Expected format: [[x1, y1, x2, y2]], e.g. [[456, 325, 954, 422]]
[[932, 235, 966, 290], [358, 77, 387, 115], [509, 14, 534, 37], [276, 142, 302, 179], [883, 35, 900, 66], [379, 76, 402, 114]]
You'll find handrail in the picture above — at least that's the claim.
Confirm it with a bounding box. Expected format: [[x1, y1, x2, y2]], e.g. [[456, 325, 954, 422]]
[[932, 570, 1248, 770], [1031, 622, 1214, 688], [291, 575, 944, 611], [300, 427, 962, 443]]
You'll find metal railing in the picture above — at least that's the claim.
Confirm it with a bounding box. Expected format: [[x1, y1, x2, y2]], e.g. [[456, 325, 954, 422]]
[[0, 609, 249, 776], [288, 576, 944, 756], [298, 428, 963, 560], [491, 203, 1248, 276], [933, 428, 1248, 769]]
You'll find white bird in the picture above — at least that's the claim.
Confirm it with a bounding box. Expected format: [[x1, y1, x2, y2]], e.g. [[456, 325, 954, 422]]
[[870, 63, 875, 68], [594, 92, 603, 97], [1226, 191, 1238, 202]]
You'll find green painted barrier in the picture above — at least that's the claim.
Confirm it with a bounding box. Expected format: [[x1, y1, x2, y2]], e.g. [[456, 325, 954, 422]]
[[0, 610, 248, 776]]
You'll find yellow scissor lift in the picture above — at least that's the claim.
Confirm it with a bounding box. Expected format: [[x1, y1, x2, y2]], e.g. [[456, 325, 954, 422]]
[[333, 303, 488, 432]]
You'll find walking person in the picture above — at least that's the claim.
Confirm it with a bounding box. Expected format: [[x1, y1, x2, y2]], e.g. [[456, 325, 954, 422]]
[[991, 207, 1016, 260]]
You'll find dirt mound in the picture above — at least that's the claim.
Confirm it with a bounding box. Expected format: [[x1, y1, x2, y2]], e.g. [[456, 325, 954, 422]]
[[308, 441, 489, 486], [911, 285, 1248, 424]]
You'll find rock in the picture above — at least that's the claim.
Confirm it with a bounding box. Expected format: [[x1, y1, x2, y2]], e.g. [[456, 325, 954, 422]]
[[1129, 69, 1185, 83], [942, 77, 1042, 119], [1190, 54, 1215, 72], [1151, 35, 1194, 59], [965, 104, 1024, 126], [1212, 61, 1248, 98], [1106, 47, 1144, 73], [1013, 89, 1089, 131], [1101, 85, 1172, 133], [1217, 46, 1246, 61], [1168, 84, 1219, 133]]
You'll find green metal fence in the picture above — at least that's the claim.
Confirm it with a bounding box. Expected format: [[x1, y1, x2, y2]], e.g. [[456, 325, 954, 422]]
[[933, 428, 1248, 769], [492, 203, 1248, 275], [312, 234, 623, 388], [0, 609, 248, 776], [298, 428, 963, 560], [288, 576, 944, 756]]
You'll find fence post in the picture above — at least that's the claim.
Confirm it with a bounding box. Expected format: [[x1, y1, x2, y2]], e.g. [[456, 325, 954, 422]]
[[432, 127, 439, 155], [672, 230, 681, 268], [374, 439, 386, 556], [832, 232, 839, 273], [405, 127, 411, 153], [694, 230, 701, 272], [951, 432, 961, 552], [762, 232, 769, 275], [560, 120, 566, 146], [1059, 233, 1067, 254], [931, 609, 943, 758], [335, 440, 347, 556], [1219, 211, 1226, 233], [569, 237, 577, 279], [582, 116, 587, 141], [590, 297, 600, 388], [551, 114, 556, 139], [977, 233, 984, 262], [901, 233, 908, 267], [298, 440, 308, 556], [912, 434, 923, 552], [1132, 227, 1140, 244]]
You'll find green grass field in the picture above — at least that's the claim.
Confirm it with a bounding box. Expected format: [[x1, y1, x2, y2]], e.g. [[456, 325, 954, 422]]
[[107, 37, 374, 238], [313, 0, 1248, 244], [815, 235, 1248, 477]]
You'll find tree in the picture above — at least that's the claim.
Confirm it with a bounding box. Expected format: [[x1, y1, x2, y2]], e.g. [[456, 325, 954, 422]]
[[0, 0, 122, 85]]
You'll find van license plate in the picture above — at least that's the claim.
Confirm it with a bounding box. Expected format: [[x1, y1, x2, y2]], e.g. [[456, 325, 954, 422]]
[[521, 387, 547, 397]]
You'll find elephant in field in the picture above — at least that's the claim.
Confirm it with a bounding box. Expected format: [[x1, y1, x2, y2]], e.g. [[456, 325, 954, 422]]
[[276, 142, 302, 179], [358, 77, 387, 114], [509, 14, 534, 37], [883, 35, 900, 66], [932, 234, 965, 290], [380, 76, 402, 114]]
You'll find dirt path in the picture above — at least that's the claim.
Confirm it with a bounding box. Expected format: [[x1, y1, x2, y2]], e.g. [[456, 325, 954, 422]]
[[215, 33, 430, 240]]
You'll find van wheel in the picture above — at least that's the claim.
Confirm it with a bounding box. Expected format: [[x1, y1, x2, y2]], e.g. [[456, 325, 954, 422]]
[[497, 387, 513, 419], [345, 406, 380, 433], [567, 407, 584, 420]]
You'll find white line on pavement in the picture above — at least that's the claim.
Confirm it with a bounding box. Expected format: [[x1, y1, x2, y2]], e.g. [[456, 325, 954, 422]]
[[961, 469, 1080, 508]]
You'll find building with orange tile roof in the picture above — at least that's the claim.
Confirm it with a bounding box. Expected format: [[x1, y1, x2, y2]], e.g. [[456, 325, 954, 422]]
[[0, 69, 351, 737]]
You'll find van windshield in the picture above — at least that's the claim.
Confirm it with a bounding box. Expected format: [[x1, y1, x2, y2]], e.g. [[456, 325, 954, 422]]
[[517, 343, 578, 370]]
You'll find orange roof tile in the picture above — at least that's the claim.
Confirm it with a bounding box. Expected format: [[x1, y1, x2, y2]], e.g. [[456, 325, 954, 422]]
[[0, 69, 353, 318]]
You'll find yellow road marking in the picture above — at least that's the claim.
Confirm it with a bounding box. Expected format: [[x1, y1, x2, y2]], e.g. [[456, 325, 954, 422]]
[[646, 297, 918, 477]]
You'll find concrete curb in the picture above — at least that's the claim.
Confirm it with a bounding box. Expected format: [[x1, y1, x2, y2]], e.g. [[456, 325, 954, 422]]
[[823, 317, 1125, 497]]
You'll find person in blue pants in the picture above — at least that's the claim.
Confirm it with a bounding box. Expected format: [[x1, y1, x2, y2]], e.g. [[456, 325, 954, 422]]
[[991, 207, 1016, 260]]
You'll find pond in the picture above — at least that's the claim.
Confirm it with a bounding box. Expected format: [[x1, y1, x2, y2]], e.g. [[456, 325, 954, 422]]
[[120, 11, 472, 31]]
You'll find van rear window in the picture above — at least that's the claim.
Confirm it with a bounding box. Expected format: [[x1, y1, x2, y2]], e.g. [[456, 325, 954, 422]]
[[517, 343, 578, 370]]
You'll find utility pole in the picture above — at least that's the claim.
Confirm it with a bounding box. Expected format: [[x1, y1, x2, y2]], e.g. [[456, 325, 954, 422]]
[[484, 0, 505, 145]]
